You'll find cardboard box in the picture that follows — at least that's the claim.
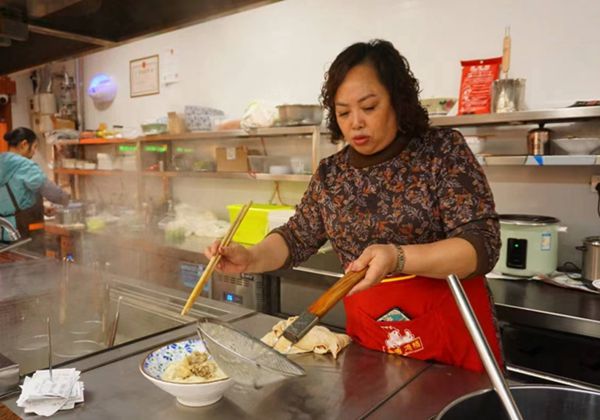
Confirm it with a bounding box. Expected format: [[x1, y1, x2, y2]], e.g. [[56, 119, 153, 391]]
[[53, 117, 76, 130], [216, 146, 249, 172]]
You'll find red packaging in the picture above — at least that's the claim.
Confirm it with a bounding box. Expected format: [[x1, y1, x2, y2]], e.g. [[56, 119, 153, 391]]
[[458, 57, 502, 115]]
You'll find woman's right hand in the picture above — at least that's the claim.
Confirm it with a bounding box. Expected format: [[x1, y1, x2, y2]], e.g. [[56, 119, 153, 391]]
[[204, 239, 252, 274]]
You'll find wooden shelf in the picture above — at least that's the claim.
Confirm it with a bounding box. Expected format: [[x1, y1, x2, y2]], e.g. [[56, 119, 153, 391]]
[[80, 138, 137, 145], [54, 168, 312, 181], [54, 168, 135, 176], [142, 170, 311, 182], [56, 125, 328, 146], [58, 107, 600, 146]]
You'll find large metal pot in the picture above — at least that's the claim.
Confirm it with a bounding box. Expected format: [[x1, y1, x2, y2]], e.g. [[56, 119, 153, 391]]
[[577, 236, 600, 281], [276, 104, 323, 126], [436, 385, 600, 419]]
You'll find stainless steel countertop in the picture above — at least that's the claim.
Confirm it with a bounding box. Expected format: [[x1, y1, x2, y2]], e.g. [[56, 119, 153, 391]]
[[2, 313, 439, 419], [284, 251, 600, 339], [367, 364, 491, 419], [0, 257, 254, 380], [488, 278, 600, 339]]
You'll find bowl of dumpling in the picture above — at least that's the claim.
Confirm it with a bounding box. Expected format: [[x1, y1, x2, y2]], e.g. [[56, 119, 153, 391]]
[[139, 337, 233, 407]]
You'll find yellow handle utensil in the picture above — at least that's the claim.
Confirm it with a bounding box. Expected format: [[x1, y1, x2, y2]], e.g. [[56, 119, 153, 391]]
[[380, 274, 416, 284]]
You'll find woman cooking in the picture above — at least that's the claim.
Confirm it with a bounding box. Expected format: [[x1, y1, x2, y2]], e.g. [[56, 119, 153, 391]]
[[206, 39, 502, 372], [0, 127, 70, 242]]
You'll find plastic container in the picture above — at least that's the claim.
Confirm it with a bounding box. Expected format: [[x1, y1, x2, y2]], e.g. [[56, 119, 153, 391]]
[[247, 156, 291, 173], [269, 165, 291, 175], [247, 156, 267, 173], [227, 203, 294, 245], [290, 156, 310, 174], [141, 123, 168, 135]]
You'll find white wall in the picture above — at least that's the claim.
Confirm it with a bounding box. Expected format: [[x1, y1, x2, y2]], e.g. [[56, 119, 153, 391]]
[[33, 0, 600, 265], [81, 0, 600, 128]]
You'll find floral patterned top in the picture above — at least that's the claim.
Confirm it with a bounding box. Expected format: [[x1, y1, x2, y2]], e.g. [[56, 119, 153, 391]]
[[273, 128, 500, 276]]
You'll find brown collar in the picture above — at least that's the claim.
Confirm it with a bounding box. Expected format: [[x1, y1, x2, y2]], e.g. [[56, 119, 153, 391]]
[[348, 134, 410, 169]]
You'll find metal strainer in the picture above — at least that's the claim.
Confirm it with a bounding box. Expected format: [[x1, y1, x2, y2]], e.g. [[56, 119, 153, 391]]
[[196, 318, 305, 388]]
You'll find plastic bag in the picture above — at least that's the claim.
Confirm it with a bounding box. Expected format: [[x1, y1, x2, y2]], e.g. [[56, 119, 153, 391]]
[[240, 100, 277, 130], [458, 57, 501, 115]]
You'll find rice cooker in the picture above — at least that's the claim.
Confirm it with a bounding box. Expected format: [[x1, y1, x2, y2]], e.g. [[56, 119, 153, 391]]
[[495, 214, 561, 277]]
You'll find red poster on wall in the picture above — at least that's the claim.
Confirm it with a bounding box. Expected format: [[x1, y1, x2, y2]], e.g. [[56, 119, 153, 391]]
[[458, 57, 502, 115]]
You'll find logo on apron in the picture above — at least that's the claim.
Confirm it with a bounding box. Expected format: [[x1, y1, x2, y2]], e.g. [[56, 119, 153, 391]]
[[381, 326, 424, 356]]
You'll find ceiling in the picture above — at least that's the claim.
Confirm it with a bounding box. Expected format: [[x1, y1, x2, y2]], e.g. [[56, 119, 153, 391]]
[[0, 0, 279, 75]]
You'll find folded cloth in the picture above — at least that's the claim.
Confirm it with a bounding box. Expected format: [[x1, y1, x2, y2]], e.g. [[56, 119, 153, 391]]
[[261, 316, 351, 359]]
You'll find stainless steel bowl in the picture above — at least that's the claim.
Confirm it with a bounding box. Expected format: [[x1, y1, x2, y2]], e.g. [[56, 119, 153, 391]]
[[436, 385, 600, 419], [277, 104, 323, 126]]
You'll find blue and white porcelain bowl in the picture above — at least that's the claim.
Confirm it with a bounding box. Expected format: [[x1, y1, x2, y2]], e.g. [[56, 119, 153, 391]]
[[139, 337, 233, 407]]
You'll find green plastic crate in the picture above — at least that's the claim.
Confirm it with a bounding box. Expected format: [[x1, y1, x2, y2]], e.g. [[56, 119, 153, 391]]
[[227, 203, 293, 245]]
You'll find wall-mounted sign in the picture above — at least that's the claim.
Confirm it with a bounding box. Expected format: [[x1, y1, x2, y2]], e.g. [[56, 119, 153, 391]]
[[130, 55, 159, 97]]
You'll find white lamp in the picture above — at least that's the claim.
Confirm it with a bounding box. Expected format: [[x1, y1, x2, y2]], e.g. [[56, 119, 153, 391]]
[[87, 73, 117, 103]]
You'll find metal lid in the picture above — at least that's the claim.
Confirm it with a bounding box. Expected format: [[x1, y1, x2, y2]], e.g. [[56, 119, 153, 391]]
[[499, 214, 560, 226], [584, 236, 600, 246]]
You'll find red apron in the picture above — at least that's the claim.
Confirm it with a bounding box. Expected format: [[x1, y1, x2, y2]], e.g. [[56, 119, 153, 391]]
[[343, 275, 503, 373]]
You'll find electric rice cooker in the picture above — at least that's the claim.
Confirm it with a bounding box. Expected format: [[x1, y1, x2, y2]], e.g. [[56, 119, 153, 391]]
[[495, 214, 562, 277]]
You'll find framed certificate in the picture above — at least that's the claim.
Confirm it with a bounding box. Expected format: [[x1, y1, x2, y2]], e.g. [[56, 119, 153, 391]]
[[130, 55, 159, 97]]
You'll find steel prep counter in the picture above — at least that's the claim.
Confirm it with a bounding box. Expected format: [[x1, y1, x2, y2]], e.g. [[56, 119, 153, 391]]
[[2, 247, 597, 417], [0, 244, 496, 419], [1, 312, 494, 419], [0, 254, 253, 382]]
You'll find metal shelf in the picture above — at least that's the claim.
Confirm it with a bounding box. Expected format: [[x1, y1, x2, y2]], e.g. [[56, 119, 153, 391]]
[[431, 106, 600, 127], [54, 168, 132, 176], [478, 155, 600, 166]]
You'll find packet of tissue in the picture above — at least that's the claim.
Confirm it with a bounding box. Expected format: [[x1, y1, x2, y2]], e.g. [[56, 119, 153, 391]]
[[16, 368, 84, 417]]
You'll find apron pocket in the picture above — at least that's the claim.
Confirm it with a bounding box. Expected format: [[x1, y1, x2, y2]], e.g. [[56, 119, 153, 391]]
[[345, 296, 446, 363]]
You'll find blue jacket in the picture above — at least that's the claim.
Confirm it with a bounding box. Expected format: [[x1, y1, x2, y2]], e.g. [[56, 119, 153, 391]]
[[0, 152, 47, 241]]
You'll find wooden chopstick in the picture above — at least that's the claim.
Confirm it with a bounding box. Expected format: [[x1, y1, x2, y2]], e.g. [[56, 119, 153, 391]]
[[180, 201, 253, 315]]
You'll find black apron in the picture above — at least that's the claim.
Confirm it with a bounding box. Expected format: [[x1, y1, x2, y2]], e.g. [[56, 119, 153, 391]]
[[5, 183, 45, 239]]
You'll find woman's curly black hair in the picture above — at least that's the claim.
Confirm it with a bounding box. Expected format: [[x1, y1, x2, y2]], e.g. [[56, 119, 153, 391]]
[[320, 39, 429, 142]]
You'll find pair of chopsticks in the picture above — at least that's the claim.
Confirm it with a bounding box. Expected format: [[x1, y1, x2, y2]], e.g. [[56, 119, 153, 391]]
[[180, 201, 253, 316]]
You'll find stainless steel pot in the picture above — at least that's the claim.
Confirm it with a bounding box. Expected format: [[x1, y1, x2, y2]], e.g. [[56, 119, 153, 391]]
[[438, 274, 600, 420], [276, 104, 323, 126], [577, 236, 600, 281], [436, 385, 600, 419]]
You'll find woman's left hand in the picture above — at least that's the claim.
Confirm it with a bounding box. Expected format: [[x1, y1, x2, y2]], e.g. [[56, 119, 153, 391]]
[[346, 244, 398, 295]]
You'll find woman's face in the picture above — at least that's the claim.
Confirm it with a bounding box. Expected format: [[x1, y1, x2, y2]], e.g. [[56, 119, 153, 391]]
[[334, 63, 398, 155]]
